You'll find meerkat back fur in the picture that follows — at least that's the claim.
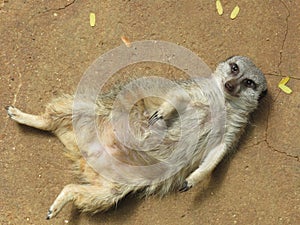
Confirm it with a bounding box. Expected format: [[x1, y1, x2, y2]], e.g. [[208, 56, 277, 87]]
[[6, 56, 267, 219]]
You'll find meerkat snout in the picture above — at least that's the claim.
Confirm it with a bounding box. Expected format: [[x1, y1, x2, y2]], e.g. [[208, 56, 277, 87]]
[[224, 79, 238, 95]]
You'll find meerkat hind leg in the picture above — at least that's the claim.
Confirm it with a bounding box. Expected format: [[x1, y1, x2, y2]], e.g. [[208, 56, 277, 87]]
[[6, 106, 52, 131], [47, 184, 127, 220]]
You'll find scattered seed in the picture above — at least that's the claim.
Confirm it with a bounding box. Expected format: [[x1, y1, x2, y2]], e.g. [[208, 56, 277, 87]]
[[90, 13, 96, 27], [121, 36, 131, 47], [230, 5, 240, 19], [216, 0, 223, 16], [278, 77, 292, 94], [278, 84, 292, 94], [279, 76, 290, 85]]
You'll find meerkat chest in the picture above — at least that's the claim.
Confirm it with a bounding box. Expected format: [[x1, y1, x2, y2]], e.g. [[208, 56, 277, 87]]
[[223, 110, 249, 150]]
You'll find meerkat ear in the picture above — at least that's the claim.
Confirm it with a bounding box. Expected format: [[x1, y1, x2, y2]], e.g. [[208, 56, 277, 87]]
[[225, 55, 235, 61], [258, 89, 268, 101]]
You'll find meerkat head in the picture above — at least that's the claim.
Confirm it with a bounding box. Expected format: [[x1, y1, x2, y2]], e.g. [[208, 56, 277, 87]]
[[213, 56, 267, 109]]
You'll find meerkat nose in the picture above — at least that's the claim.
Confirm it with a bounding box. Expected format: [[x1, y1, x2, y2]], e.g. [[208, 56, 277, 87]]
[[225, 81, 235, 92]]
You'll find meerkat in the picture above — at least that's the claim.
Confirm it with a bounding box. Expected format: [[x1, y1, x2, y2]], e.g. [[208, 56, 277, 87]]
[[6, 56, 267, 219]]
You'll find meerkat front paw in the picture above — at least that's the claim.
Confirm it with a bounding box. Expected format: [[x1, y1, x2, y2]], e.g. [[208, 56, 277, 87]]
[[179, 180, 193, 192], [46, 204, 61, 220], [46, 209, 53, 220], [46, 197, 64, 220], [149, 110, 163, 125]]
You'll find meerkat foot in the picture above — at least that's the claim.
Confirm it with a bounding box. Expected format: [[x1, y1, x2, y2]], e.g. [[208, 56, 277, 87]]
[[5, 105, 53, 130], [6, 106, 25, 123], [46, 183, 129, 219]]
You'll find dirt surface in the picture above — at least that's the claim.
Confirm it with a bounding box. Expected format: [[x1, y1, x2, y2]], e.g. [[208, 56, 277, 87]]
[[0, 0, 299, 224]]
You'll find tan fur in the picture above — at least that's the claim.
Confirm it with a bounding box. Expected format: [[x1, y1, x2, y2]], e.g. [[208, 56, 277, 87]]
[[6, 56, 267, 219]]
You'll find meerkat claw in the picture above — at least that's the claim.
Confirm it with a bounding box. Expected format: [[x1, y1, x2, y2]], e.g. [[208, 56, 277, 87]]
[[46, 209, 53, 220], [179, 180, 192, 192], [149, 111, 163, 125], [5, 106, 15, 118]]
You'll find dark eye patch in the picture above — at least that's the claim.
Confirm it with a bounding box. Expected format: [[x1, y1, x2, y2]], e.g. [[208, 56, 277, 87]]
[[243, 79, 257, 89], [229, 63, 239, 75], [259, 89, 268, 101]]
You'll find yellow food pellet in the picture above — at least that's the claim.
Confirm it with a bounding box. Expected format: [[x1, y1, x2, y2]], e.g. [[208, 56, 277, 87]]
[[278, 84, 292, 94], [216, 0, 223, 16], [230, 5, 240, 19], [279, 76, 290, 85], [90, 13, 96, 27]]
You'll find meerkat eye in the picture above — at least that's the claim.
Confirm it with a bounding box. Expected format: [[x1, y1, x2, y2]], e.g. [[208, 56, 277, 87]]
[[243, 79, 257, 89], [230, 63, 239, 75]]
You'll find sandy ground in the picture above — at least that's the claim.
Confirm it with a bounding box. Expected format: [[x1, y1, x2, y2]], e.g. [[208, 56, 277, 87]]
[[0, 0, 299, 224]]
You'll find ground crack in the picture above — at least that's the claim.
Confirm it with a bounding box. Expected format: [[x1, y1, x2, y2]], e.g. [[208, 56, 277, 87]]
[[262, 93, 298, 162], [278, 0, 290, 74], [245, 138, 300, 162], [265, 73, 300, 81], [12, 70, 23, 106], [265, 139, 299, 162], [0, 69, 23, 143], [35, 0, 77, 16]]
